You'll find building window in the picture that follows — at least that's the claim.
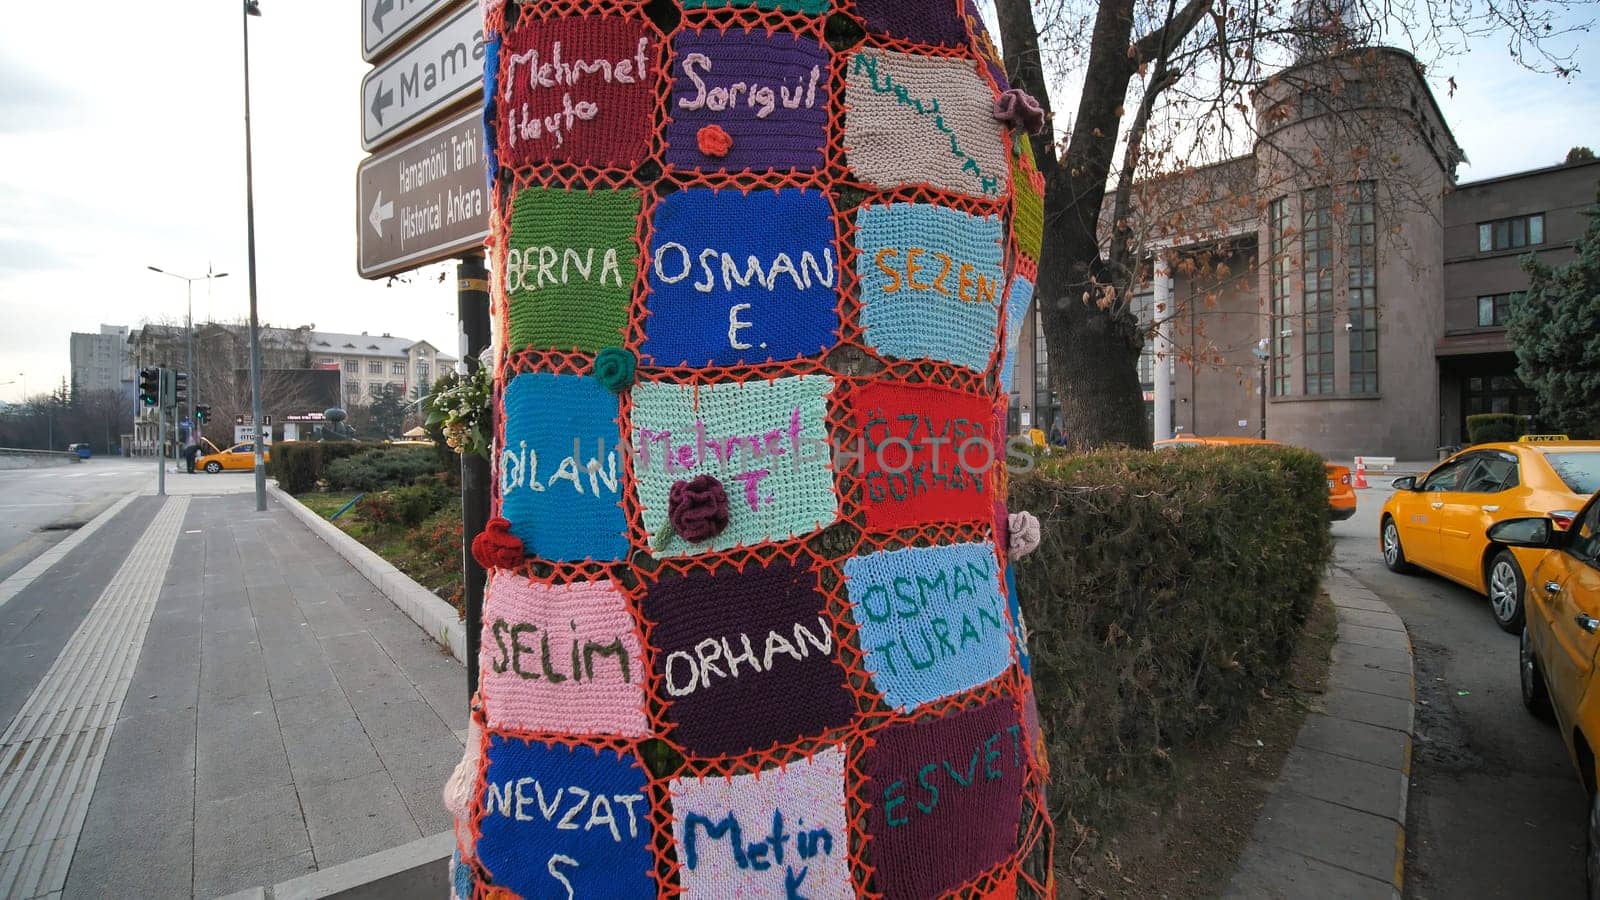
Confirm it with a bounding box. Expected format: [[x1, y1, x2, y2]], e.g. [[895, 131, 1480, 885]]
[[1347, 182, 1379, 394], [344, 359, 359, 374], [368, 382, 383, 397], [1477, 213, 1544, 252], [1301, 186, 1335, 395], [1476, 292, 1520, 327], [417, 362, 430, 379], [1268, 196, 1291, 396], [392, 361, 405, 375], [368, 360, 383, 375], [346, 382, 361, 399]]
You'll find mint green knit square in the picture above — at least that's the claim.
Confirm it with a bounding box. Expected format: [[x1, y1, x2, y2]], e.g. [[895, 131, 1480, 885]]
[[506, 187, 639, 354], [631, 375, 838, 558], [682, 0, 828, 13]]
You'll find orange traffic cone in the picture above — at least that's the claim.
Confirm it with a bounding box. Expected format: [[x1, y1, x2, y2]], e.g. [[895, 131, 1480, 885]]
[[1353, 456, 1369, 489]]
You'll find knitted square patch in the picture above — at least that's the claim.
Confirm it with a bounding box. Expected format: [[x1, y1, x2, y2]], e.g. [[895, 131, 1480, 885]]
[[668, 746, 852, 898], [863, 696, 1026, 899], [643, 189, 840, 367], [844, 49, 1007, 199], [501, 373, 629, 563], [506, 187, 640, 354], [665, 29, 830, 174], [853, 0, 968, 47], [965, 0, 1010, 90], [1012, 140, 1045, 262], [480, 573, 648, 737], [1004, 563, 1031, 676], [855, 202, 1004, 373], [853, 382, 993, 531], [842, 541, 1012, 712], [500, 16, 658, 169], [631, 375, 838, 556], [998, 275, 1034, 393], [476, 736, 656, 898], [642, 559, 855, 756], [682, 0, 829, 13]]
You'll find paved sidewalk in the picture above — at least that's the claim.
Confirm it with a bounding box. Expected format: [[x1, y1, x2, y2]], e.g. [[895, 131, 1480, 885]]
[[0, 473, 466, 898], [1227, 569, 1415, 899]]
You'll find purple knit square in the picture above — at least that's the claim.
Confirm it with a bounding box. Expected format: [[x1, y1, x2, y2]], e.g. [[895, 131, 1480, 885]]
[[665, 29, 831, 174], [643, 559, 856, 757], [863, 696, 1026, 898], [854, 0, 968, 48], [965, 0, 1010, 90]]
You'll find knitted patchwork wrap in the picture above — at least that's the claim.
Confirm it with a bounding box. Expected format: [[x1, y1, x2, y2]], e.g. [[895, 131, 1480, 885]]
[[844, 49, 1008, 199], [683, 0, 829, 13], [855, 201, 1005, 373], [506, 187, 639, 354], [665, 28, 831, 174], [479, 573, 648, 737], [863, 696, 1027, 899], [499, 373, 629, 563], [853, 381, 994, 531], [1012, 139, 1046, 262], [500, 15, 658, 169], [842, 541, 1013, 712], [642, 558, 856, 756], [475, 736, 656, 898], [998, 275, 1035, 393], [668, 745, 853, 898], [630, 375, 838, 556], [964, 0, 1010, 90], [853, 0, 970, 47], [643, 188, 840, 367]]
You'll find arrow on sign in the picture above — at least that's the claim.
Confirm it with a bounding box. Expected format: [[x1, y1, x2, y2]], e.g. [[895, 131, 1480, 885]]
[[370, 82, 394, 126], [369, 192, 395, 237], [370, 0, 395, 30]]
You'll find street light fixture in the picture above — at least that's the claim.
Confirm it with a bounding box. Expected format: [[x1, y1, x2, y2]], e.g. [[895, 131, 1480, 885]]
[[243, 0, 266, 511], [147, 265, 229, 439]]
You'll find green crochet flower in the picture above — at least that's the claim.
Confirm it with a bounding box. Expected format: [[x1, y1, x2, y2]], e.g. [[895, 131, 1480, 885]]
[[593, 346, 638, 394]]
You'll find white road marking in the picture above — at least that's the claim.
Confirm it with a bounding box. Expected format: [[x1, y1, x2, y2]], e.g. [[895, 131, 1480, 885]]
[[0, 493, 139, 612], [0, 497, 189, 898]]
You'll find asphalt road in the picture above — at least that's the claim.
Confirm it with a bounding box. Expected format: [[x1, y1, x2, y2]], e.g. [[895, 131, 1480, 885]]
[[1335, 481, 1587, 898], [0, 458, 146, 582]]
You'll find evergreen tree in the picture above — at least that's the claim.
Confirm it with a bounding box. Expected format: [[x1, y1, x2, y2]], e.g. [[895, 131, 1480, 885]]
[[1508, 189, 1600, 437]]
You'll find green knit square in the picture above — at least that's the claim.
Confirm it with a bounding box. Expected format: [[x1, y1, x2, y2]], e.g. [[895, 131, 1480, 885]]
[[1012, 145, 1044, 262], [682, 0, 828, 14], [506, 187, 640, 354]]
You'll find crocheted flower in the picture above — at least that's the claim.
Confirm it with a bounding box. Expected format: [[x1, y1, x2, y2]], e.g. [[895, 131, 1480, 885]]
[[668, 475, 731, 543], [993, 88, 1047, 135], [471, 517, 525, 570], [592, 346, 637, 394], [1007, 510, 1042, 559], [696, 123, 733, 158]]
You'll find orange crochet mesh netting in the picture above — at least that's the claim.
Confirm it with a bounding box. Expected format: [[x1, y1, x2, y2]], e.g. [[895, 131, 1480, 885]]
[[449, 0, 1054, 897]]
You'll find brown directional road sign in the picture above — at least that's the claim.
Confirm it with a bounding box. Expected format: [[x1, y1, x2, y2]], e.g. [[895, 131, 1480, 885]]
[[356, 110, 489, 280]]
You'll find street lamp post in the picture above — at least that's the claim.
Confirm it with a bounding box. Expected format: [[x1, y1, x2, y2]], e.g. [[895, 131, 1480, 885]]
[[147, 265, 229, 443], [243, 0, 266, 511]]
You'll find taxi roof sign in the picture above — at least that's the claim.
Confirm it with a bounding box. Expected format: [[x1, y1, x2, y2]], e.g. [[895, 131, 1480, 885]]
[[1519, 434, 1570, 442]]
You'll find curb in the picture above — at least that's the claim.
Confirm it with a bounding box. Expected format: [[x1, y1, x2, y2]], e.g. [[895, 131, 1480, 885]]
[[216, 830, 452, 900], [267, 482, 468, 665], [1226, 569, 1415, 899]]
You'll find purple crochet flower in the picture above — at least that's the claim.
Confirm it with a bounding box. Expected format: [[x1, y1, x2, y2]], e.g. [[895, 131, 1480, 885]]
[[993, 88, 1047, 135], [667, 475, 731, 543]]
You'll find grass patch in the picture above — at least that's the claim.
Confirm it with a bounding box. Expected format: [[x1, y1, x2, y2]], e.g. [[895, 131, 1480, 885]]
[[297, 491, 361, 519]]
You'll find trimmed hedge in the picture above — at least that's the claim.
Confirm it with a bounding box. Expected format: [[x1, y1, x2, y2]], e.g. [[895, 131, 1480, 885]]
[[1009, 444, 1332, 827], [324, 446, 444, 492], [269, 441, 369, 494], [1467, 412, 1526, 444]]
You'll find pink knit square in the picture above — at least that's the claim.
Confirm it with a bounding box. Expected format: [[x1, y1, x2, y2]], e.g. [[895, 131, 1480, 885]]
[[480, 573, 649, 737]]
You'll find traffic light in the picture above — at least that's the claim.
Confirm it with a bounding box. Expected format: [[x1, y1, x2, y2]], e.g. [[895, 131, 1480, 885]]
[[138, 367, 160, 407], [195, 404, 211, 424], [172, 371, 189, 408]]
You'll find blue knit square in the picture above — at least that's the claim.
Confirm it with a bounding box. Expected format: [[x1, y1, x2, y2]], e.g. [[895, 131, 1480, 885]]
[[999, 275, 1034, 393], [500, 373, 629, 563], [1005, 563, 1030, 676], [643, 188, 840, 367], [843, 541, 1013, 712], [855, 202, 1005, 374], [476, 736, 655, 898]]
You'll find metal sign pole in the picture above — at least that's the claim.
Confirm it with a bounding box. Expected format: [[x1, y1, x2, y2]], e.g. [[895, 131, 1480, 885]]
[[458, 254, 490, 698], [156, 369, 167, 498]]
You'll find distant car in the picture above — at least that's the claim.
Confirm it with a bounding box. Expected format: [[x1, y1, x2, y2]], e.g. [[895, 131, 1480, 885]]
[[1487, 492, 1600, 887], [197, 441, 271, 473], [1379, 437, 1600, 632], [67, 443, 91, 459], [1152, 435, 1356, 520]]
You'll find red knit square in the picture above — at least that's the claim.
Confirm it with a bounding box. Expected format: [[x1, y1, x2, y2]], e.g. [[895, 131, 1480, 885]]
[[500, 16, 658, 169], [853, 382, 994, 531]]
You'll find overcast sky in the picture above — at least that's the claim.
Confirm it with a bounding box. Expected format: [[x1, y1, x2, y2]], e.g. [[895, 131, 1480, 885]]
[[0, 2, 1594, 404]]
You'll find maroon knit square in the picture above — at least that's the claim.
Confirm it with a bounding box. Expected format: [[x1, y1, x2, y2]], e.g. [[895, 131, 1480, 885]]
[[642, 559, 856, 757], [500, 16, 658, 169], [863, 696, 1026, 898], [853, 0, 969, 48]]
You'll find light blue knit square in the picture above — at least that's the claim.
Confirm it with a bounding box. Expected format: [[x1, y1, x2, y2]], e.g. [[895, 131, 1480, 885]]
[[855, 202, 1005, 374], [843, 541, 1013, 712], [999, 275, 1034, 393]]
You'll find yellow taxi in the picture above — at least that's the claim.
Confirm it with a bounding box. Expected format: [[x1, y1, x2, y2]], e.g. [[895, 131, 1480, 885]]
[[1487, 492, 1600, 881], [1379, 437, 1600, 632], [197, 439, 271, 473], [1152, 435, 1357, 520]]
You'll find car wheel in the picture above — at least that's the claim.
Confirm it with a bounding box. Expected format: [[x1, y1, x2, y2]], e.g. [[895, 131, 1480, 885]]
[[1520, 625, 1552, 719], [1381, 517, 1415, 574], [1488, 550, 1526, 634], [1588, 790, 1600, 900], [204, 461, 222, 473]]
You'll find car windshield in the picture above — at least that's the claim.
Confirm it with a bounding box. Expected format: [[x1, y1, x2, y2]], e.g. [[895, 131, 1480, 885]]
[[1546, 452, 1600, 494]]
